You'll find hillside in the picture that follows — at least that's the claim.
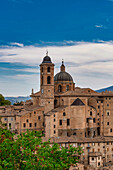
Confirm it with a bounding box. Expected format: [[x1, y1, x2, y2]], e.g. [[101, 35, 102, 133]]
[[96, 86, 113, 93], [5, 96, 31, 105]]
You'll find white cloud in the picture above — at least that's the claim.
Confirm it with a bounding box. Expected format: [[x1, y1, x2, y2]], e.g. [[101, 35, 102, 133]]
[[95, 25, 104, 28], [10, 42, 24, 47], [1, 41, 113, 95]]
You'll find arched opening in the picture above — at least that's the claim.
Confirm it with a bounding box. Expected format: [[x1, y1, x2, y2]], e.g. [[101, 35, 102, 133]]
[[41, 67, 43, 73], [58, 85, 62, 92], [41, 76, 43, 85], [66, 85, 69, 91], [47, 76, 51, 84], [47, 67, 50, 72]]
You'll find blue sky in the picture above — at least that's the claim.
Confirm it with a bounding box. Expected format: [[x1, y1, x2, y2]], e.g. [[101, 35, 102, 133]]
[[1, 0, 113, 96]]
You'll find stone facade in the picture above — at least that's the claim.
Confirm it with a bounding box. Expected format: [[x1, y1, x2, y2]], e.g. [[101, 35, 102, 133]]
[[1, 53, 113, 169]]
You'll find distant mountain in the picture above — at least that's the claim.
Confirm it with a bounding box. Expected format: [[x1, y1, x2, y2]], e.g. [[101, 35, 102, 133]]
[[96, 86, 113, 93], [5, 96, 31, 105]]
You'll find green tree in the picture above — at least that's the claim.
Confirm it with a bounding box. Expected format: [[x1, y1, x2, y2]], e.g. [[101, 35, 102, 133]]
[[0, 128, 83, 170], [0, 94, 11, 106]]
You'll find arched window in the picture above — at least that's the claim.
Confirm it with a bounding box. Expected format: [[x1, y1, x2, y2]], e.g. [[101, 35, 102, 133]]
[[42, 76, 43, 85], [42, 67, 43, 73], [47, 67, 50, 72], [47, 76, 51, 84], [58, 85, 62, 92], [66, 85, 69, 91]]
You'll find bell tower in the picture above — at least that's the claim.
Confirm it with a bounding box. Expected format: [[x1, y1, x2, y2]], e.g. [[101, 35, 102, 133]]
[[40, 51, 54, 113]]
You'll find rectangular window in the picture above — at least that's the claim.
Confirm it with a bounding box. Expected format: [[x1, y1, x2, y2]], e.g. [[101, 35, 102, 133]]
[[34, 123, 37, 127], [29, 123, 32, 127], [90, 111, 92, 116], [110, 128, 112, 132], [11, 118, 13, 121], [67, 119, 70, 126], [34, 111, 36, 114], [107, 122, 109, 125], [93, 118, 96, 123], [4, 118, 7, 121], [98, 105, 100, 109], [88, 143, 90, 147], [23, 123, 26, 127], [38, 116, 40, 120], [9, 123, 11, 127], [59, 120, 62, 125]]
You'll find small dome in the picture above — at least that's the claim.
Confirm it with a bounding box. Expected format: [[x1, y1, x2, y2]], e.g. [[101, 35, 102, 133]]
[[54, 71, 73, 82], [42, 56, 52, 63]]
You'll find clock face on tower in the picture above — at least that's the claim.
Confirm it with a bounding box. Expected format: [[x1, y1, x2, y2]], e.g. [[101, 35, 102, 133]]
[[41, 89, 44, 94]]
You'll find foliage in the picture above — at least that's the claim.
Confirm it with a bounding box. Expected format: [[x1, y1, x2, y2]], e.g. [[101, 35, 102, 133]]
[[0, 128, 83, 170], [0, 94, 11, 106]]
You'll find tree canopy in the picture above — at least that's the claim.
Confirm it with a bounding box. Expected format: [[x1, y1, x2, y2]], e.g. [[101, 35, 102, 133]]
[[0, 128, 83, 170], [0, 94, 11, 106]]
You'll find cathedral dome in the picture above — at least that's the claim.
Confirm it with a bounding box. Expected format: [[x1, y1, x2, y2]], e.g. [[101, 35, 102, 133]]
[[54, 71, 73, 82]]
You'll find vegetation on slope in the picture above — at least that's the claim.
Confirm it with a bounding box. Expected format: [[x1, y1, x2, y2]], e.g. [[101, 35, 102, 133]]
[[0, 128, 83, 170], [0, 94, 11, 106]]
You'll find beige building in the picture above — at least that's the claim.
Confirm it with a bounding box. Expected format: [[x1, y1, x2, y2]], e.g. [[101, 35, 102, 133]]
[[1, 52, 113, 169]]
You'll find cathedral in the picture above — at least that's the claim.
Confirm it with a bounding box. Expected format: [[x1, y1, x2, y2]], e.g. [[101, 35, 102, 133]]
[[31, 52, 113, 139], [1, 52, 113, 169]]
